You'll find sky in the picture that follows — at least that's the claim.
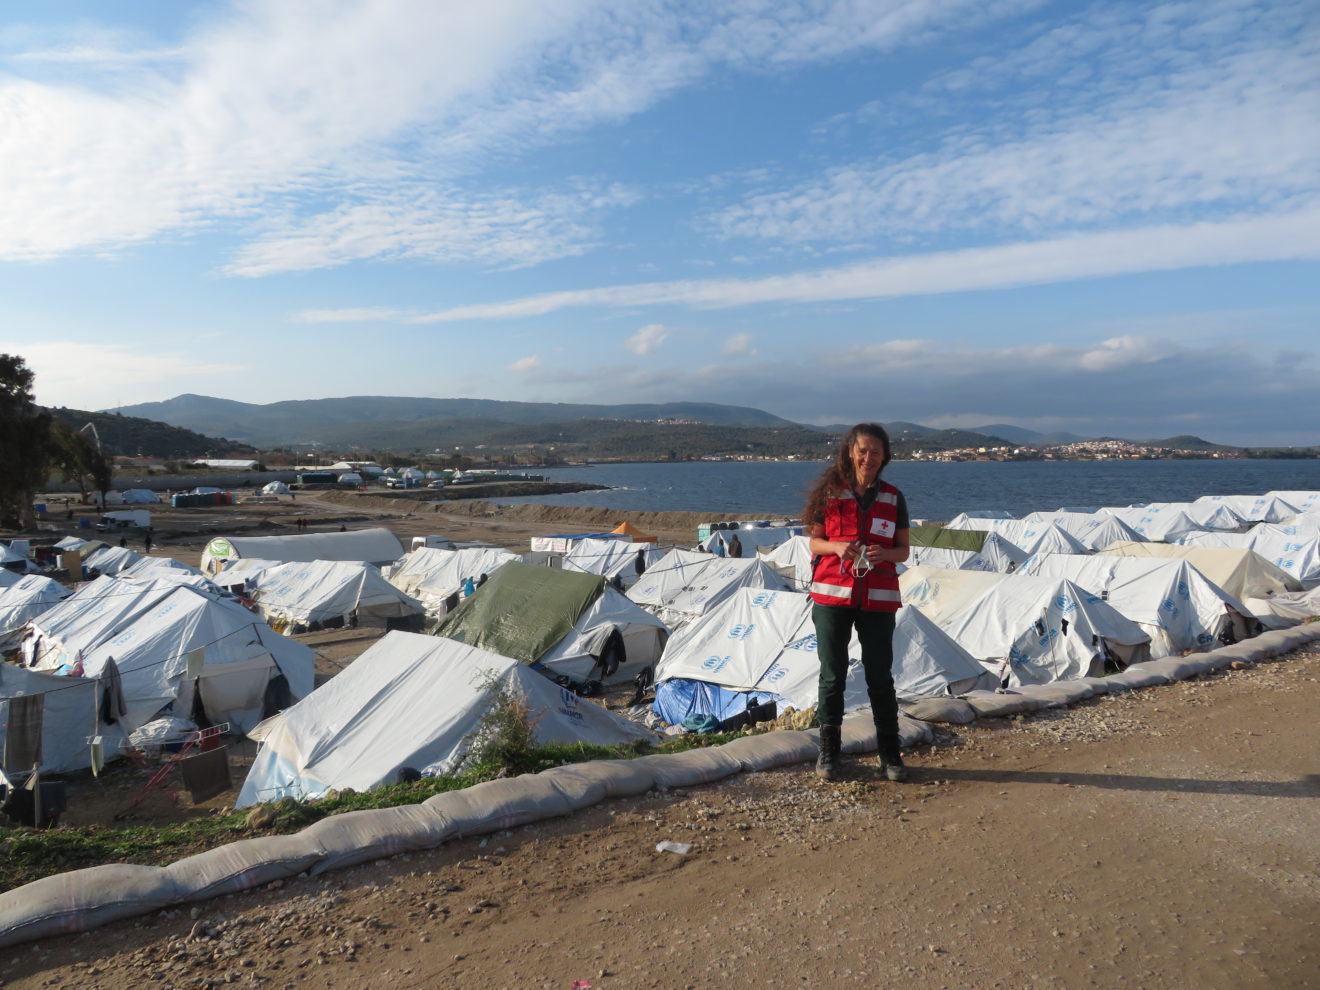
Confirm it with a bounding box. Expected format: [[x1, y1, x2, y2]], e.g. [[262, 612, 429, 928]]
[[1, 0, 1317, 446]]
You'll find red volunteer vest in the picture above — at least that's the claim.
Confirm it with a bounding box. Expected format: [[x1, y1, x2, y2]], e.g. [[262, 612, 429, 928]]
[[809, 481, 903, 612]]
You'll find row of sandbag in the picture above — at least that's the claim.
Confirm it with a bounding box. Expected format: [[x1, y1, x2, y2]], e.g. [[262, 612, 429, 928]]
[[3, 624, 1317, 949], [0, 715, 929, 950], [899, 625, 1320, 725]]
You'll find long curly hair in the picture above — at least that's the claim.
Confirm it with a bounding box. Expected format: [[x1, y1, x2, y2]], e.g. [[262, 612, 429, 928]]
[[802, 423, 891, 525]]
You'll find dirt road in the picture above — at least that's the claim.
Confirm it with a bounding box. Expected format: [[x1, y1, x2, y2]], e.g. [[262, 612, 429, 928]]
[[5, 645, 1317, 989]]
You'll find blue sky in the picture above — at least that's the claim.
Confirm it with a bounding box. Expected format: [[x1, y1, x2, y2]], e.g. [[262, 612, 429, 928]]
[[1, 0, 1317, 445]]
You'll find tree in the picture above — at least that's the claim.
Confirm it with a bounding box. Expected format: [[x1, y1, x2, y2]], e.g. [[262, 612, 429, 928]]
[[49, 419, 113, 504], [0, 354, 53, 529]]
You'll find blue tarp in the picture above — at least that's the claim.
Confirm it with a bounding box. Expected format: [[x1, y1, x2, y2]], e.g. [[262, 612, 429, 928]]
[[654, 677, 789, 724]]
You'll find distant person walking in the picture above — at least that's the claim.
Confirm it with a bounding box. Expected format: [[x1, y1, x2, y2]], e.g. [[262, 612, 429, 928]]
[[143, 531, 153, 555], [805, 423, 910, 783], [727, 533, 743, 558]]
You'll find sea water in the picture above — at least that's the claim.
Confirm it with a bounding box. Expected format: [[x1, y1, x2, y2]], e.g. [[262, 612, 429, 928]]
[[491, 459, 1320, 522]]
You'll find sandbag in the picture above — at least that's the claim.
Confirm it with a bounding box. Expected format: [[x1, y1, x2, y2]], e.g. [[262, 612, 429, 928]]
[[1102, 665, 1171, 691], [961, 691, 1047, 718], [425, 775, 574, 837], [1207, 642, 1265, 663], [1075, 676, 1114, 695], [304, 805, 456, 876], [166, 833, 325, 902], [538, 762, 618, 806], [1011, 681, 1097, 709], [1252, 626, 1320, 657], [720, 730, 817, 771], [547, 759, 657, 799], [900, 696, 978, 725], [1138, 656, 1207, 682], [840, 715, 931, 754], [0, 865, 181, 949], [628, 747, 742, 789]]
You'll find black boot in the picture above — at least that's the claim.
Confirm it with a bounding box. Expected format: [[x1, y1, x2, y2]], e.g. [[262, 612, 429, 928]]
[[877, 733, 908, 782], [815, 725, 841, 781]]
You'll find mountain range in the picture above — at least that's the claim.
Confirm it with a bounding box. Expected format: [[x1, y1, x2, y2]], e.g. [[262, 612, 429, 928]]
[[108, 394, 1232, 455]]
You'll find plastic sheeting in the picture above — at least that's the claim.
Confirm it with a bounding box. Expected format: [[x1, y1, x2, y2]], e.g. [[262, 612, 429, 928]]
[[253, 560, 422, 628]]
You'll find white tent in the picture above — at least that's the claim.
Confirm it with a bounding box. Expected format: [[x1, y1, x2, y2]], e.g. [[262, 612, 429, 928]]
[[1192, 493, 1302, 524], [120, 489, 160, 504], [252, 560, 423, 631], [236, 631, 657, 807], [1020, 511, 1147, 551], [1098, 506, 1204, 543], [652, 589, 989, 723], [22, 579, 314, 734], [1273, 512, 1320, 537], [1098, 542, 1300, 600], [943, 518, 1090, 557], [261, 481, 291, 495], [213, 558, 283, 594], [940, 575, 1151, 687], [433, 563, 669, 684], [386, 547, 521, 614], [337, 472, 363, 485], [1, 663, 126, 775], [0, 576, 71, 648], [201, 527, 404, 574], [1019, 553, 1254, 657], [905, 532, 1027, 573], [898, 567, 1009, 627], [1, 543, 29, 569], [759, 535, 813, 591], [627, 549, 790, 629], [83, 545, 144, 576], [945, 511, 1017, 526], [1178, 526, 1320, 589], [700, 526, 802, 556], [562, 538, 666, 585], [1267, 491, 1320, 514], [400, 468, 424, 481]]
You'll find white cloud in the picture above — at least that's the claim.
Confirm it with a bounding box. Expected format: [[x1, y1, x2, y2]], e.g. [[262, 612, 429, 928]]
[[228, 183, 639, 277], [723, 332, 756, 357], [711, 4, 1320, 244], [0, 0, 1034, 267], [626, 323, 669, 355], [507, 354, 543, 373], [0, 341, 244, 406], [296, 206, 1320, 323]]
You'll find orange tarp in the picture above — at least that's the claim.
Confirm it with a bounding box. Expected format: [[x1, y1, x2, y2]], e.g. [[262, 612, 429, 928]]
[[611, 521, 658, 543]]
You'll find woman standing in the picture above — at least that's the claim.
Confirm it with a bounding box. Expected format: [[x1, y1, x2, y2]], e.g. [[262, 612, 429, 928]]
[[804, 423, 910, 782]]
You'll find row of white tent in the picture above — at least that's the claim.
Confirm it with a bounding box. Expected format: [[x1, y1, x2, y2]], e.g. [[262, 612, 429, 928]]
[[8, 491, 1320, 803]]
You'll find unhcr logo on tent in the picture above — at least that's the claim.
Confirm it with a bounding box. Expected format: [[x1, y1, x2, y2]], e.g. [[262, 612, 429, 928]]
[[1160, 598, 1179, 618], [1054, 594, 1077, 613], [789, 633, 818, 652], [750, 593, 777, 609], [702, 655, 732, 673], [728, 623, 755, 640], [557, 687, 584, 721], [1177, 581, 1190, 599], [763, 662, 787, 683]]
